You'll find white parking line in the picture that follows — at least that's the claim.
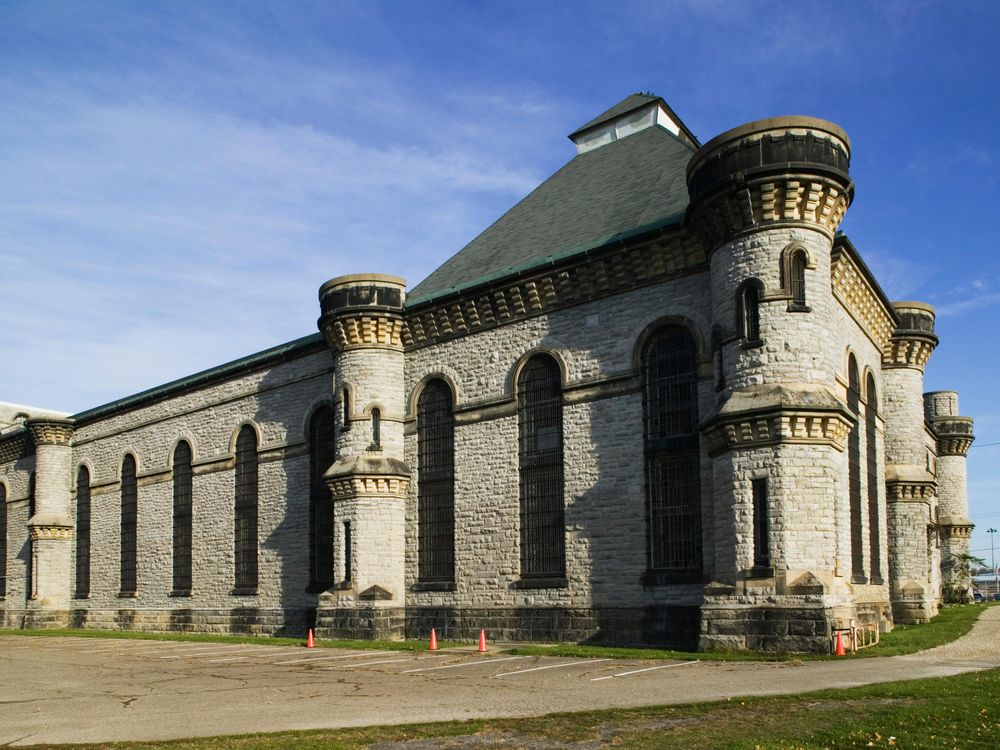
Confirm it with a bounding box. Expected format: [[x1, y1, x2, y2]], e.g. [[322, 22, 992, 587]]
[[272, 650, 391, 665], [590, 660, 699, 681], [495, 659, 611, 677], [401, 656, 529, 674], [160, 649, 248, 659], [337, 658, 412, 668]]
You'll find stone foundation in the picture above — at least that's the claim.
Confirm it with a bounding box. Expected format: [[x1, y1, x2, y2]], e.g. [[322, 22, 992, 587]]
[[314, 606, 406, 641], [700, 603, 837, 653]]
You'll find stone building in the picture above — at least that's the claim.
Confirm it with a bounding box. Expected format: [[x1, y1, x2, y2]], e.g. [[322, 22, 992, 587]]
[[0, 94, 976, 651]]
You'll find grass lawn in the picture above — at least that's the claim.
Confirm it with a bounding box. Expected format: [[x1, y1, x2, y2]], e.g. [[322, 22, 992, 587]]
[[20, 668, 1000, 749]]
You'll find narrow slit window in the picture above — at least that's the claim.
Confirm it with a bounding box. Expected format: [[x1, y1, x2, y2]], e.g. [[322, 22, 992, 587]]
[[847, 356, 865, 583], [234, 426, 258, 593], [866, 374, 881, 581], [172, 442, 193, 594], [0, 483, 7, 599], [370, 408, 381, 448], [752, 478, 770, 569], [120, 456, 138, 595], [740, 282, 762, 342], [75, 466, 91, 597], [309, 407, 336, 591], [790, 251, 807, 306], [343, 521, 352, 583]]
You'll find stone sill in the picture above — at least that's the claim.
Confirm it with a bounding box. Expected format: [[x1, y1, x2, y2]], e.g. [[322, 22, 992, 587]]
[[169, 590, 192, 598], [411, 581, 457, 592], [230, 587, 259, 597], [512, 577, 568, 590], [787, 303, 812, 313], [851, 575, 869, 585], [72, 593, 91, 600], [117, 591, 137, 599]]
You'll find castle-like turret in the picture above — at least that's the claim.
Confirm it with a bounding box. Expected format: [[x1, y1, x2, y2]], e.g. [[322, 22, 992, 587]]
[[315, 274, 410, 639], [924, 391, 975, 600], [882, 302, 939, 622], [690, 116, 864, 650]]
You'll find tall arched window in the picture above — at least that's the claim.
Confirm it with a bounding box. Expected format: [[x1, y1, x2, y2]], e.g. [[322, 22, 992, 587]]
[[172, 441, 193, 595], [27, 473, 35, 598], [75, 466, 91, 597], [789, 250, 807, 307], [309, 407, 336, 591], [234, 426, 258, 593], [417, 380, 455, 583], [866, 374, 881, 582], [0, 483, 7, 599], [847, 356, 865, 582], [518, 355, 565, 579], [120, 455, 138, 595], [739, 281, 762, 342], [643, 326, 702, 581]]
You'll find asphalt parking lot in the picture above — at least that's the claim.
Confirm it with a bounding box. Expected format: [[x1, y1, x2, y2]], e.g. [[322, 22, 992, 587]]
[[2, 608, 999, 746]]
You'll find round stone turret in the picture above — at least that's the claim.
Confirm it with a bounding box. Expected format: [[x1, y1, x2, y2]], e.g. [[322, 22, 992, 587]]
[[885, 302, 937, 371], [686, 116, 854, 248], [318, 274, 406, 352]]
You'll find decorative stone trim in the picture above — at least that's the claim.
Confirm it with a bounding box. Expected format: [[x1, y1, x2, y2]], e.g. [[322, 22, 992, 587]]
[[401, 229, 707, 349], [326, 475, 410, 499], [24, 418, 75, 446], [702, 408, 853, 456], [320, 313, 405, 351], [882, 334, 936, 371], [929, 417, 975, 456], [29, 525, 74, 541], [940, 524, 973, 539], [830, 249, 895, 352], [885, 479, 936, 502], [0, 431, 31, 463]]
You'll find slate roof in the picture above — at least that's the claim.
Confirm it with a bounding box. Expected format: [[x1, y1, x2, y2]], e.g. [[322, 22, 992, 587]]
[[568, 92, 661, 138], [408, 124, 697, 305]]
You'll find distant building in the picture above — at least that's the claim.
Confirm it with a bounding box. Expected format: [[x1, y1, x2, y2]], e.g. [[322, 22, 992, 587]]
[[0, 94, 975, 651]]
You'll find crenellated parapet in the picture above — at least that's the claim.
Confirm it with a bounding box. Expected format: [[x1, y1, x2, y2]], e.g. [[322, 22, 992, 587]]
[[883, 302, 937, 371], [931, 418, 975, 456], [318, 274, 407, 352], [685, 116, 853, 249]]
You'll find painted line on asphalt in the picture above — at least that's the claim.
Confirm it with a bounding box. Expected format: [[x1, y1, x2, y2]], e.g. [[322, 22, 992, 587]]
[[205, 648, 288, 663], [495, 659, 611, 677], [338, 658, 413, 668], [160, 649, 250, 659], [401, 656, 530, 674], [590, 660, 700, 681], [273, 650, 391, 665]]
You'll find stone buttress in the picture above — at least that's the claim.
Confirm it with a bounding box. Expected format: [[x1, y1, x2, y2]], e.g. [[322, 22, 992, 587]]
[[882, 302, 939, 623], [924, 390, 975, 601], [687, 117, 869, 651], [315, 274, 410, 639]]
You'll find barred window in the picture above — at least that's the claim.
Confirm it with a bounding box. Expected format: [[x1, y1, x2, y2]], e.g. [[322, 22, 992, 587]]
[[848, 356, 865, 582], [643, 327, 702, 580], [172, 442, 193, 594], [866, 373, 881, 582], [518, 355, 565, 578], [790, 251, 807, 306], [120, 455, 138, 595], [75, 467, 91, 597], [234, 426, 258, 593], [739, 282, 762, 342], [309, 407, 336, 591], [343, 521, 353, 583], [27, 473, 35, 598], [0, 483, 7, 598], [417, 380, 455, 582], [752, 478, 770, 569]]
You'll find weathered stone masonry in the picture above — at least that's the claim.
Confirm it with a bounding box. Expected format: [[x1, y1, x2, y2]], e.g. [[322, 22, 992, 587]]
[[0, 94, 973, 650]]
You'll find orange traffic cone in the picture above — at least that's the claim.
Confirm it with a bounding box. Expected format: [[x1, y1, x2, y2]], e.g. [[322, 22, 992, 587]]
[[477, 629, 488, 653], [429, 627, 439, 651], [834, 630, 845, 657], [307, 628, 315, 649]]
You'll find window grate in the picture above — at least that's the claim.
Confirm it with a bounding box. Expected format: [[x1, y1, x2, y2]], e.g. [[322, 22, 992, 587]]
[[848, 358, 865, 581], [518, 356, 565, 578], [0, 483, 6, 598], [75, 467, 91, 596], [790, 251, 807, 306], [234, 427, 258, 591], [309, 407, 336, 590], [866, 374, 881, 579], [741, 283, 761, 340], [172, 442, 193, 593], [643, 328, 702, 577], [120, 456, 138, 594], [417, 380, 455, 582], [752, 478, 770, 568]]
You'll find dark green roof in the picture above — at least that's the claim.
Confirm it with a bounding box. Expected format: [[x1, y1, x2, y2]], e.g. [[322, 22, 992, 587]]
[[408, 125, 696, 305], [569, 92, 661, 138]]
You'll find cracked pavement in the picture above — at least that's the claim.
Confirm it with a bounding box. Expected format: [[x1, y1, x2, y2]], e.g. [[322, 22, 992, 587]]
[[2, 607, 999, 746]]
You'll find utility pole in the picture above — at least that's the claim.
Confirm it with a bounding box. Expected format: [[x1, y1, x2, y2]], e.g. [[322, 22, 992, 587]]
[[990, 528, 998, 595]]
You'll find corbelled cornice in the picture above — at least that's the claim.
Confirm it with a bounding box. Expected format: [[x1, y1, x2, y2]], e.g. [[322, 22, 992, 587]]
[[830, 248, 895, 353], [883, 334, 937, 371], [24, 418, 75, 447], [885, 479, 936, 503], [326, 474, 410, 500], [702, 407, 853, 456], [928, 416, 974, 457], [0, 430, 32, 464], [29, 525, 74, 541], [320, 313, 405, 351]]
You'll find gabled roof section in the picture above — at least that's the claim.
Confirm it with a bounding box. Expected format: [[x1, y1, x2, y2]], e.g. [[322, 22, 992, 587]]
[[569, 92, 700, 150], [408, 124, 696, 305], [570, 93, 661, 137]]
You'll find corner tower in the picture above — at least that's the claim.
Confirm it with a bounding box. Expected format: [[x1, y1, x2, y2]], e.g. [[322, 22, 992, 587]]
[[315, 274, 410, 640], [689, 117, 865, 651]]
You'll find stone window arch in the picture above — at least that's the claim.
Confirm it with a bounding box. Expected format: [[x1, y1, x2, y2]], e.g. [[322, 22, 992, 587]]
[[642, 326, 702, 582], [120, 455, 138, 596], [172, 441, 193, 595], [75, 465, 91, 597], [233, 425, 258, 594], [780, 242, 814, 311], [517, 353, 565, 580], [866, 372, 881, 582], [417, 379, 455, 584], [737, 279, 763, 344], [308, 405, 336, 591], [847, 355, 865, 583]]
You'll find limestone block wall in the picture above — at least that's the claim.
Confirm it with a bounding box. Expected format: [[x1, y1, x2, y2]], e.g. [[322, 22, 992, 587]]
[[403, 273, 714, 617], [336, 349, 405, 457], [0, 464, 33, 621], [883, 368, 928, 466]]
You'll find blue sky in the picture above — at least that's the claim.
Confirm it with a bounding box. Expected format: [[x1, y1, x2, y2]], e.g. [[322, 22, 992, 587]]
[[2, 1, 998, 563]]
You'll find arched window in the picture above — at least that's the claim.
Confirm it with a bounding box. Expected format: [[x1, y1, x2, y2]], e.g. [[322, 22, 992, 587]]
[[120, 455, 138, 595], [847, 356, 865, 582], [0, 483, 7, 599], [643, 327, 702, 581], [370, 408, 381, 449], [789, 250, 807, 307], [27, 472, 35, 598], [309, 407, 336, 591], [738, 281, 762, 342], [234, 426, 258, 593], [518, 355, 565, 579], [417, 380, 455, 583], [75, 466, 91, 597], [172, 442, 193, 595], [866, 374, 881, 582]]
